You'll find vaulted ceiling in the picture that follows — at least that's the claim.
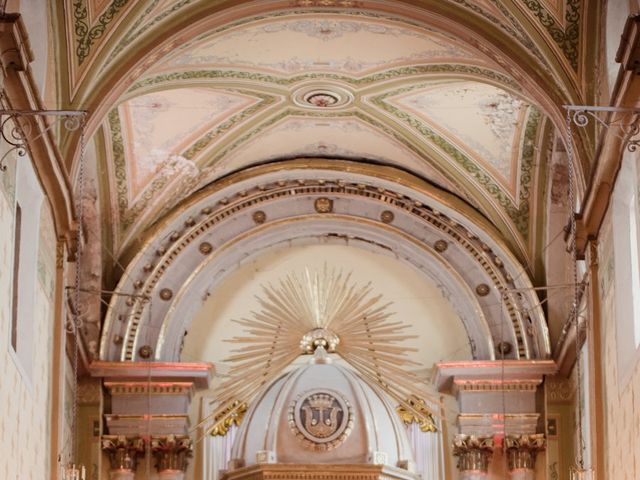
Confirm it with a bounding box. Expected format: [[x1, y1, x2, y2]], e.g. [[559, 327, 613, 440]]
[[53, 0, 596, 256], [48, 0, 599, 358]]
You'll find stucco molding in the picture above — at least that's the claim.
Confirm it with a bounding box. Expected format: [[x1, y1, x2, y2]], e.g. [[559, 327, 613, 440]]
[[99, 160, 550, 363]]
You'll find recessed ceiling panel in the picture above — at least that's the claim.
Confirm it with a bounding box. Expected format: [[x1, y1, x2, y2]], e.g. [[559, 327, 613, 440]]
[[218, 116, 457, 191], [390, 81, 527, 186], [155, 15, 480, 76], [118, 87, 257, 200]]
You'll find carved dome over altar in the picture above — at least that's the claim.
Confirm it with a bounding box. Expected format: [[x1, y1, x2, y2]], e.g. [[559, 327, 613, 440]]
[[229, 350, 416, 472]]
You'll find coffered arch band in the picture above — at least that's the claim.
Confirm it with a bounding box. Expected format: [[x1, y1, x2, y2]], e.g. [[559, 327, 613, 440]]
[[99, 160, 551, 362], [156, 217, 493, 361]]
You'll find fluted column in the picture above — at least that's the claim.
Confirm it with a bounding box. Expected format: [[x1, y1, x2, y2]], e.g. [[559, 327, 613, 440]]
[[452, 434, 494, 480], [151, 434, 193, 480], [101, 435, 145, 480], [505, 434, 546, 480]]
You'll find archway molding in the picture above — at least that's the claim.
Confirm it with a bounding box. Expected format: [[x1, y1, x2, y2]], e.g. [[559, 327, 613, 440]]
[[99, 159, 550, 362]]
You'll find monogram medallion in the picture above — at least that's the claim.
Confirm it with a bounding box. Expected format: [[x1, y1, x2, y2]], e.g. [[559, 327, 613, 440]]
[[288, 389, 353, 451]]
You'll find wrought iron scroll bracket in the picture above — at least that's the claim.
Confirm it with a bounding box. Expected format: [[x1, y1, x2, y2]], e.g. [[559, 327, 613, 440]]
[[0, 109, 86, 172], [564, 105, 640, 153]]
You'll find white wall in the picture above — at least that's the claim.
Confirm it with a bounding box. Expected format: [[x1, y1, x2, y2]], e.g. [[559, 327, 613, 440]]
[[598, 149, 640, 480], [0, 142, 57, 479]]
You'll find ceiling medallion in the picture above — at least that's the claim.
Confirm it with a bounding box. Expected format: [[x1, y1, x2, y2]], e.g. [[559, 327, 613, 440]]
[[380, 210, 395, 224], [314, 197, 333, 213], [475, 284, 490, 297], [199, 242, 213, 255], [252, 211, 267, 224], [159, 288, 173, 301], [288, 388, 353, 451], [293, 85, 354, 110], [138, 345, 153, 359], [434, 240, 448, 252], [306, 92, 339, 108], [496, 341, 513, 356]]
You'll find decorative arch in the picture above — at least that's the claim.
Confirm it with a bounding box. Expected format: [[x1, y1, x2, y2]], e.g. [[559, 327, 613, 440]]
[[99, 159, 550, 362]]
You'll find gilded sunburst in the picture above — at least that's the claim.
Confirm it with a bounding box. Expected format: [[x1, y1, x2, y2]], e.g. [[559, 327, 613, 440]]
[[198, 265, 438, 438]]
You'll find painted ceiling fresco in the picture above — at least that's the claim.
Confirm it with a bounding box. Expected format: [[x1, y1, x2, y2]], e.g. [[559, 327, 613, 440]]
[[390, 82, 527, 190], [54, 0, 591, 263], [119, 87, 258, 201], [157, 17, 476, 75]]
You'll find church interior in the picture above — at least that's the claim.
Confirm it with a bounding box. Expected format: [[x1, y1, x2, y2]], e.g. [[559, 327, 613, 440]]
[[0, 1, 639, 479]]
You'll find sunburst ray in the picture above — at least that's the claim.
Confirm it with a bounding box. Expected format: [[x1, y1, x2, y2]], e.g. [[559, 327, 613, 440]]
[[195, 265, 439, 437]]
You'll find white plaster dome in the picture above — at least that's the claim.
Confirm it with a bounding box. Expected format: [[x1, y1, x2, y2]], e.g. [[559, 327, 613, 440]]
[[229, 350, 415, 470]]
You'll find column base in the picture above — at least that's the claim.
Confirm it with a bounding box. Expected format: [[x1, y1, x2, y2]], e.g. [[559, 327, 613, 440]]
[[459, 471, 489, 480], [158, 469, 186, 480], [109, 469, 135, 480], [509, 468, 535, 480]]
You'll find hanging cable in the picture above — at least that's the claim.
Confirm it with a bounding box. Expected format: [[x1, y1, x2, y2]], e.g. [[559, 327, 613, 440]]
[[565, 108, 588, 478], [63, 115, 88, 480]]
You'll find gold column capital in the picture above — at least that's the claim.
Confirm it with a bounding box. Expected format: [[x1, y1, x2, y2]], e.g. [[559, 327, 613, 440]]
[[452, 434, 494, 473], [504, 433, 546, 471], [101, 435, 145, 472], [150, 434, 193, 473]]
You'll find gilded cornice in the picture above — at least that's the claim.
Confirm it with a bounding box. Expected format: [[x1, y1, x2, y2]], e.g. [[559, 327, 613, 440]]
[[221, 463, 418, 480]]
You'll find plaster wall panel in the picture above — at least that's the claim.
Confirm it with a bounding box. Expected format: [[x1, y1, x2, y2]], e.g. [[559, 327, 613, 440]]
[[598, 197, 640, 480], [0, 151, 57, 479]]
